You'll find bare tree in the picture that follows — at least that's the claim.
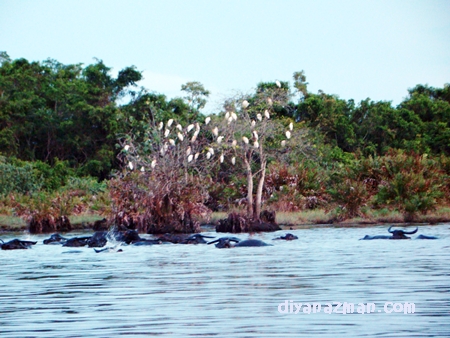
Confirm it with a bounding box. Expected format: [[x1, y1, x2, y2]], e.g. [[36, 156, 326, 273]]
[[112, 79, 303, 233], [111, 118, 214, 233], [206, 82, 294, 222]]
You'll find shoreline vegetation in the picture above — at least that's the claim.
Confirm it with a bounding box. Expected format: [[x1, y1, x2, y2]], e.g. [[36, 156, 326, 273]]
[[2, 207, 450, 233], [1, 54, 449, 234]]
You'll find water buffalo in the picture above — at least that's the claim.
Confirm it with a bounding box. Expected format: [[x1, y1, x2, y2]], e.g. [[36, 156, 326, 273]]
[[115, 229, 142, 244], [43, 233, 68, 245], [388, 226, 418, 239], [87, 231, 108, 248], [273, 233, 298, 241], [132, 239, 163, 246], [360, 226, 423, 240], [360, 235, 392, 240], [207, 237, 272, 248], [157, 233, 215, 244], [207, 237, 240, 248], [1, 238, 37, 250], [88, 229, 143, 247], [182, 234, 215, 244], [236, 239, 273, 247], [416, 234, 438, 240], [62, 236, 92, 247]]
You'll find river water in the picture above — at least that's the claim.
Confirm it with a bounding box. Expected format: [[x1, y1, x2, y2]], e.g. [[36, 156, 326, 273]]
[[1, 223, 449, 337]]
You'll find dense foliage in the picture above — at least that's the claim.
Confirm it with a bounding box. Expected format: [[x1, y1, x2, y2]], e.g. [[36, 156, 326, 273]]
[[1, 53, 449, 226], [0, 52, 195, 179]]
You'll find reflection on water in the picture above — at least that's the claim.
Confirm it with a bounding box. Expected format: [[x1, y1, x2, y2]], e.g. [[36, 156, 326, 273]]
[[1, 224, 449, 337]]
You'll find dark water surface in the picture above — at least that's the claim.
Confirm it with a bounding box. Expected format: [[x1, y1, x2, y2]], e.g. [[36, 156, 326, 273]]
[[1, 224, 449, 337]]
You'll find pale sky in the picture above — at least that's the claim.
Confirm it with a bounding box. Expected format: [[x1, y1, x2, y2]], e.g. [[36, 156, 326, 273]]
[[1, 0, 449, 113]]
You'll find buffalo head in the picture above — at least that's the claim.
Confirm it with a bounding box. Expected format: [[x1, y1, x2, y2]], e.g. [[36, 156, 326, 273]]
[[388, 226, 418, 239]]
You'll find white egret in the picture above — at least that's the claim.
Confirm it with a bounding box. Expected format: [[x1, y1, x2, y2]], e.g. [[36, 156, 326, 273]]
[[191, 133, 198, 143]]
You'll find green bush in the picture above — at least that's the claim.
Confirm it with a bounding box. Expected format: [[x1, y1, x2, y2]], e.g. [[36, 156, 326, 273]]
[[63, 176, 107, 195], [374, 150, 444, 219], [31, 158, 74, 191], [0, 157, 44, 196], [327, 173, 369, 220]]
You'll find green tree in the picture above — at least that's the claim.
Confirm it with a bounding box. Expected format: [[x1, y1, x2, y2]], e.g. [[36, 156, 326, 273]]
[[0, 55, 143, 178], [208, 83, 300, 221], [296, 92, 356, 152], [351, 99, 424, 155], [181, 81, 210, 116], [399, 84, 450, 155], [374, 150, 444, 220], [293, 70, 308, 98]]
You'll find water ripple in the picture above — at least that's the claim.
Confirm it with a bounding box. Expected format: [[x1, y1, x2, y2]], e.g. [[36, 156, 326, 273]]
[[0, 224, 449, 337]]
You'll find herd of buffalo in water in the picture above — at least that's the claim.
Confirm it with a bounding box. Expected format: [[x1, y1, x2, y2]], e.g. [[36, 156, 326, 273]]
[[0, 226, 438, 251]]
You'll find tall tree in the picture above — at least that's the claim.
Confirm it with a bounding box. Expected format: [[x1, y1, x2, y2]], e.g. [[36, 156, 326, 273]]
[[181, 81, 210, 117], [0, 56, 143, 178], [208, 82, 299, 221]]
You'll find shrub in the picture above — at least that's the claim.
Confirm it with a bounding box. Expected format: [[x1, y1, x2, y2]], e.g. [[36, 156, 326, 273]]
[[374, 150, 444, 220], [0, 157, 44, 196], [265, 161, 329, 211], [108, 171, 209, 234], [328, 177, 369, 221]]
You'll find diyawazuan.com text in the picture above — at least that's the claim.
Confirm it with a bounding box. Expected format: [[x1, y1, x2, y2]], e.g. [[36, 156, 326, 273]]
[[278, 301, 415, 314]]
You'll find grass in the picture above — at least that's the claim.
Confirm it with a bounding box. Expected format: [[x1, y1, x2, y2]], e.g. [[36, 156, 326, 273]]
[[0, 215, 27, 231], [2, 207, 450, 232], [202, 206, 450, 228], [69, 214, 106, 230]]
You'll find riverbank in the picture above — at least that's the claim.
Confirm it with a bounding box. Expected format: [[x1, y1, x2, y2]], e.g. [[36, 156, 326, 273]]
[[2, 207, 450, 233]]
